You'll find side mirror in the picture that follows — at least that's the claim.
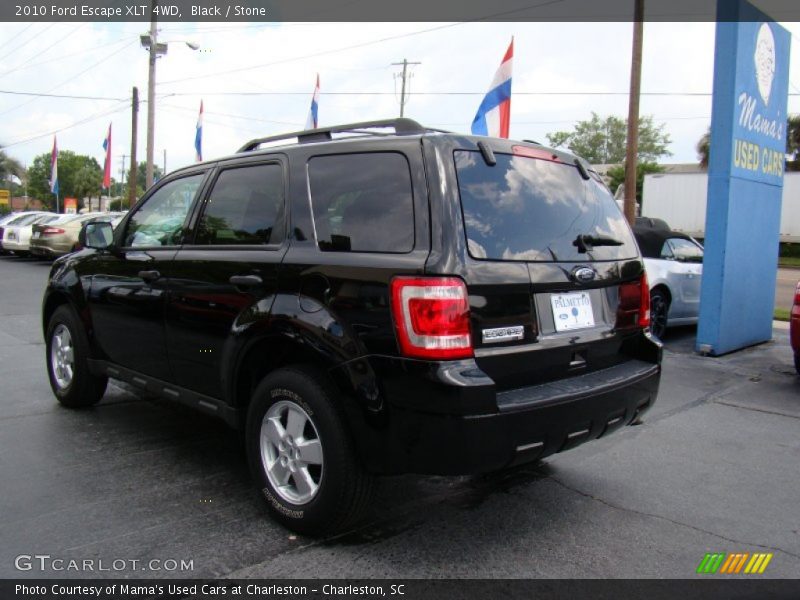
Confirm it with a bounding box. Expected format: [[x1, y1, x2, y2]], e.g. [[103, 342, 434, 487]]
[[83, 221, 114, 250]]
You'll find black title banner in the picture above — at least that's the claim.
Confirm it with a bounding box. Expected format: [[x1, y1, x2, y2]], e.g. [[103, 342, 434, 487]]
[[3, 579, 800, 600], [3, 0, 800, 22]]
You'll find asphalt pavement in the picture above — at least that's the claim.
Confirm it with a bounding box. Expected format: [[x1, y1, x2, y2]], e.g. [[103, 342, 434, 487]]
[[1, 254, 798, 580]]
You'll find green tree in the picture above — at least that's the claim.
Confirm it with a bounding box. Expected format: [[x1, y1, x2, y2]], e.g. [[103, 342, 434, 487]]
[[696, 128, 711, 169], [26, 150, 103, 210], [606, 161, 664, 204], [696, 116, 800, 170], [0, 148, 24, 183], [546, 113, 672, 164], [123, 162, 163, 202]]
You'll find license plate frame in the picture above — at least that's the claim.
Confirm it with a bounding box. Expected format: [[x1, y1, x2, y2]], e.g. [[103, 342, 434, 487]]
[[550, 292, 595, 332]]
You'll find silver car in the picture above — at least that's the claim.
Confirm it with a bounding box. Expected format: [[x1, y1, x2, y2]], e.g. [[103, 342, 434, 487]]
[[634, 224, 704, 339]]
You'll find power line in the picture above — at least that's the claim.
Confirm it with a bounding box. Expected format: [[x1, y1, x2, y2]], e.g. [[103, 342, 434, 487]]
[[0, 90, 126, 101], [0, 23, 58, 63], [159, 0, 564, 87], [160, 90, 800, 97], [0, 23, 36, 54], [0, 40, 137, 118], [0, 36, 136, 79], [2, 101, 130, 148], [0, 23, 90, 80]]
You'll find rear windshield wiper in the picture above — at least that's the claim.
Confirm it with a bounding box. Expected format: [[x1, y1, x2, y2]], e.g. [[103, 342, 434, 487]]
[[572, 234, 624, 253]]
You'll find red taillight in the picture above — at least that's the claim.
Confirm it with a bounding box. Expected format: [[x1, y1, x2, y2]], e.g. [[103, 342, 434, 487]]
[[42, 227, 65, 235], [511, 145, 562, 162], [390, 276, 473, 360], [617, 273, 650, 329]]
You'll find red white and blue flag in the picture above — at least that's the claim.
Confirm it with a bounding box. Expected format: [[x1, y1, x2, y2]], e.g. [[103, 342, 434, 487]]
[[102, 122, 112, 189], [305, 74, 320, 130], [471, 38, 513, 138], [49, 135, 59, 196], [195, 100, 203, 162]]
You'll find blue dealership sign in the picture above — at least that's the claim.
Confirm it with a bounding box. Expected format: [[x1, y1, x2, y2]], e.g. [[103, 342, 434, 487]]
[[696, 0, 791, 356]]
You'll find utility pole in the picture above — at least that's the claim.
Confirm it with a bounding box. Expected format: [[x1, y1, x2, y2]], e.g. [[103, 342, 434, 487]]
[[142, 0, 167, 190], [624, 0, 644, 226], [128, 86, 139, 209], [392, 59, 420, 117], [163, 149, 167, 176], [120, 154, 127, 199], [145, 8, 157, 190]]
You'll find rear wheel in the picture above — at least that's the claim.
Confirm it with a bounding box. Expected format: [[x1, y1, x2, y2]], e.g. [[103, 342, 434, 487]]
[[46, 305, 107, 407], [650, 289, 669, 340], [795, 353, 800, 376], [246, 366, 372, 535]]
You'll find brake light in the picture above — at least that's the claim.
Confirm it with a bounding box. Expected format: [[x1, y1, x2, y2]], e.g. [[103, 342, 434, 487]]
[[42, 227, 65, 235], [616, 273, 650, 329], [511, 145, 562, 162], [390, 276, 473, 360]]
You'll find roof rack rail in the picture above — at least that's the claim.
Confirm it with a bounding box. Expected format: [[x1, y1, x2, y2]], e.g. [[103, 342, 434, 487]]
[[238, 118, 434, 152]]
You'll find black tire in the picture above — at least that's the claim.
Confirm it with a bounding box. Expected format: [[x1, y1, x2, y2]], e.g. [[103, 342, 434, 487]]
[[246, 366, 373, 535], [45, 305, 108, 408], [795, 353, 800, 376], [650, 289, 670, 340]]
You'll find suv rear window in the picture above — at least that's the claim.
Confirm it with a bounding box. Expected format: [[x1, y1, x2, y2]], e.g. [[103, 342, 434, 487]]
[[454, 150, 638, 262], [308, 152, 414, 253]]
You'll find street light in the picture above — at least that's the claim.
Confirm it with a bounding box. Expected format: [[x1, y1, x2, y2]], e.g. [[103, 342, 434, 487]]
[[140, 27, 199, 189]]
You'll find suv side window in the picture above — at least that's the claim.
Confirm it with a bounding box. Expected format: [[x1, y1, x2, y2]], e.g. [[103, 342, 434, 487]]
[[124, 174, 204, 247], [307, 152, 414, 253], [195, 163, 284, 246]]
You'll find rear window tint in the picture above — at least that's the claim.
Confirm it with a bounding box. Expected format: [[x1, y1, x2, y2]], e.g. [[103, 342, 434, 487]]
[[308, 153, 414, 253], [196, 163, 284, 246], [455, 150, 638, 262]]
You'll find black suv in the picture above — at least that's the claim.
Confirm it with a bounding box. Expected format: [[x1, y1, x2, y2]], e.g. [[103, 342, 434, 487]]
[[43, 119, 661, 534]]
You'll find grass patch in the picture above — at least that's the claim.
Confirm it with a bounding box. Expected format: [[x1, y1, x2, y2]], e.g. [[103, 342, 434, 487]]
[[774, 307, 791, 322], [779, 256, 800, 268]]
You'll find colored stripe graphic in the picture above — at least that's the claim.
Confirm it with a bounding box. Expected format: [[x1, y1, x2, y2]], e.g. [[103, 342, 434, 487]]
[[745, 553, 773, 574], [697, 553, 725, 574], [698, 552, 773, 575]]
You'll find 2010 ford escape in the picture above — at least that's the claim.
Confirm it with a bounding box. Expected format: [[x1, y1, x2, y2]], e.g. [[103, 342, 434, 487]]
[[42, 119, 661, 534]]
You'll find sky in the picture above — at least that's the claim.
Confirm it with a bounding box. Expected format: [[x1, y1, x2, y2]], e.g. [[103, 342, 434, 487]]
[[0, 19, 799, 182]]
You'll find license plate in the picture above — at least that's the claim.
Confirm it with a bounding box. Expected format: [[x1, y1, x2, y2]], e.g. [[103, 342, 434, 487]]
[[550, 292, 595, 332]]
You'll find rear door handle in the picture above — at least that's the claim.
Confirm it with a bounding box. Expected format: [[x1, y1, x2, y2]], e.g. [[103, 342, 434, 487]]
[[229, 275, 263, 288], [138, 270, 161, 282]]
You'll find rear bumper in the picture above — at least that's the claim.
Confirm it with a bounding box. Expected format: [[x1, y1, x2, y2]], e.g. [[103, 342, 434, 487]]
[[335, 354, 661, 476], [30, 244, 65, 257]]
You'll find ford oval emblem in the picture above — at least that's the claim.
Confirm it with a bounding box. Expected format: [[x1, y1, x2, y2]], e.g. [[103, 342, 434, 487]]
[[573, 267, 596, 283]]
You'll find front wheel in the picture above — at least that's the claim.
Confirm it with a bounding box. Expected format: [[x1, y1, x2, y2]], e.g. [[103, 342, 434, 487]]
[[246, 367, 372, 535], [46, 305, 107, 407], [649, 289, 670, 340]]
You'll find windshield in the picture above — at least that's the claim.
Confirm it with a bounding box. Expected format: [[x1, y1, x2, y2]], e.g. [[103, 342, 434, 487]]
[[666, 237, 704, 263], [454, 150, 638, 262]]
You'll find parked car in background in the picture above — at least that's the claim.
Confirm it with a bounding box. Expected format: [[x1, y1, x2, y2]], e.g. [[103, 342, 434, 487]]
[[30, 212, 126, 259], [2, 213, 57, 256], [633, 223, 704, 339], [791, 281, 800, 375], [0, 211, 50, 254]]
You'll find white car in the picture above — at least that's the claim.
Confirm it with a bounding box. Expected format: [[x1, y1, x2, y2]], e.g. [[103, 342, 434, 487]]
[[633, 223, 704, 339], [2, 212, 58, 256]]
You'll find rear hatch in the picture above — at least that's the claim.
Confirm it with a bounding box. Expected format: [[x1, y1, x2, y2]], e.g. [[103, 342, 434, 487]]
[[453, 145, 648, 391]]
